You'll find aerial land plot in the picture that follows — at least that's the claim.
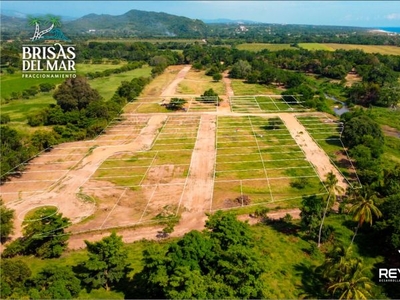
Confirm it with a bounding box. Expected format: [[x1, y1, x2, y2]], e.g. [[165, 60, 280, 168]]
[[133, 103, 170, 114], [176, 70, 225, 95], [230, 80, 282, 95], [78, 115, 200, 230], [296, 114, 359, 187], [230, 95, 305, 113], [187, 97, 219, 112], [212, 116, 324, 211], [0, 181, 53, 201]]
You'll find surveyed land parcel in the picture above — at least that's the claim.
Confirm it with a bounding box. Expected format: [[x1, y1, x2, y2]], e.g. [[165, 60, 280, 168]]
[[1, 65, 348, 245]]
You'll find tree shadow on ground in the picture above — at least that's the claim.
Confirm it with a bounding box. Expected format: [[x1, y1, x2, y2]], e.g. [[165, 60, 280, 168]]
[[262, 218, 301, 237], [294, 262, 328, 299]]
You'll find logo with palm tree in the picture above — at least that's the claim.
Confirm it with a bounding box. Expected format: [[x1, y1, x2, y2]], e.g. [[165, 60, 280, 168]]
[[28, 15, 70, 42]]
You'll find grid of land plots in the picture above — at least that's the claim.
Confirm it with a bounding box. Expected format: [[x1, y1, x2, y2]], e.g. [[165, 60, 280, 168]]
[[212, 116, 325, 210], [296, 114, 360, 188], [0, 116, 152, 203], [123, 96, 219, 113], [79, 115, 201, 230], [229, 95, 306, 113]]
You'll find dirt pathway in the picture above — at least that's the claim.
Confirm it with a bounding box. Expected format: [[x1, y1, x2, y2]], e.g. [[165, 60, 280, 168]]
[[238, 208, 301, 225], [161, 65, 192, 97], [218, 70, 233, 113], [173, 114, 217, 235], [279, 113, 348, 190]]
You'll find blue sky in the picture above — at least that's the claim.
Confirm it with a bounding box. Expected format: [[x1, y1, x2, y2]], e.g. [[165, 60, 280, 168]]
[[2, 1, 400, 27]]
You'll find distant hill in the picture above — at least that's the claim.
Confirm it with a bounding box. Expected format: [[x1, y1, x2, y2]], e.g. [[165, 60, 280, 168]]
[[0, 9, 208, 39], [65, 9, 208, 37], [202, 18, 261, 24]]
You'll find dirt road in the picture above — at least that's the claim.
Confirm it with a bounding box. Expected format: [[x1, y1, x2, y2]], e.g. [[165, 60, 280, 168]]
[[174, 114, 217, 234], [279, 113, 348, 190], [161, 65, 192, 97]]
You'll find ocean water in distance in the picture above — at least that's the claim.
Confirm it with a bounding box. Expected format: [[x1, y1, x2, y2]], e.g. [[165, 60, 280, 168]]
[[376, 27, 400, 33]]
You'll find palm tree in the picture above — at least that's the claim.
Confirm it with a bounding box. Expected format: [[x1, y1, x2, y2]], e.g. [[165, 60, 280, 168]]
[[27, 16, 42, 41], [349, 187, 382, 245], [320, 244, 352, 283], [328, 259, 373, 300], [36, 15, 62, 40], [318, 172, 344, 247]]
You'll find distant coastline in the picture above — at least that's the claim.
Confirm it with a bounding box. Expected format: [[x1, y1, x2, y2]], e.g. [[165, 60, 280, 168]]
[[374, 27, 400, 33]]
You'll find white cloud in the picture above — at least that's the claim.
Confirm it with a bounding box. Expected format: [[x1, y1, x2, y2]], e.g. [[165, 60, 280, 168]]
[[386, 13, 400, 20]]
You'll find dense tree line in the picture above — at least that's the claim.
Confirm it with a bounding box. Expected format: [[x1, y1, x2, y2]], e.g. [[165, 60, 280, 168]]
[[183, 44, 400, 109], [206, 24, 400, 46], [296, 108, 400, 298], [1, 213, 267, 299]]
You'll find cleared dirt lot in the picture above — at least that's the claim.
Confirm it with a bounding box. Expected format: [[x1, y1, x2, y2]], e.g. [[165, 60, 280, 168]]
[[1, 65, 348, 250]]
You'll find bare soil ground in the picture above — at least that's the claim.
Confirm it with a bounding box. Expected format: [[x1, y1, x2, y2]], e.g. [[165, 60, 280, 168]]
[[345, 73, 362, 87], [1, 64, 348, 251], [382, 125, 400, 138], [279, 113, 348, 190], [175, 114, 217, 233], [161, 65, 192, 97]]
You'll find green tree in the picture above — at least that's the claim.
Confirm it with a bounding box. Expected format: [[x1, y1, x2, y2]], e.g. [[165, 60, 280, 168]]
[[135, 212, 265, 299], [165, 98, 187, 111], [376, 193, 400, 249], [300, 195, 324, 240], [2, 207, 71, 258], [328, 260, 373, 300], [30, 130, 59, 151], [342, 115, 384, 151], [29, 265, 81, 299], [212, 73, 223, 82], [0, 126, 32, 181], [230, 60, 252, 79], [318, 172, 344, 247], [0, 198, 14, 243], [53, 76, 101, 112], [380, 164, 400, 196], [349, 187, 382, 245], [39, 82, 55, 92], [0, 259, 31, 297], [0, 113, 11, 124], [205, 211, 253, 249], [79, 232, 129, 291]]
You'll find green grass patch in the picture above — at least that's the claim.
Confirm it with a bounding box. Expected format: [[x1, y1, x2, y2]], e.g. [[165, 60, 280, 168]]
[[230, 80, 282, 95], [75, 62, 128, 75], [369, 106, 400, 131], [382, 136, 400, 166], [94, 167, 149, 178], [1, 65, 152, 126], [323, 43, 400, 56], [134, 103, 170, 113], [1, 95, 55, 122], [24, 205, 58, 220], [298, 43, 334, 51], [236, 43, 294, 52], [90, 66, 152, 101], [0, 73, 63, 100]]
